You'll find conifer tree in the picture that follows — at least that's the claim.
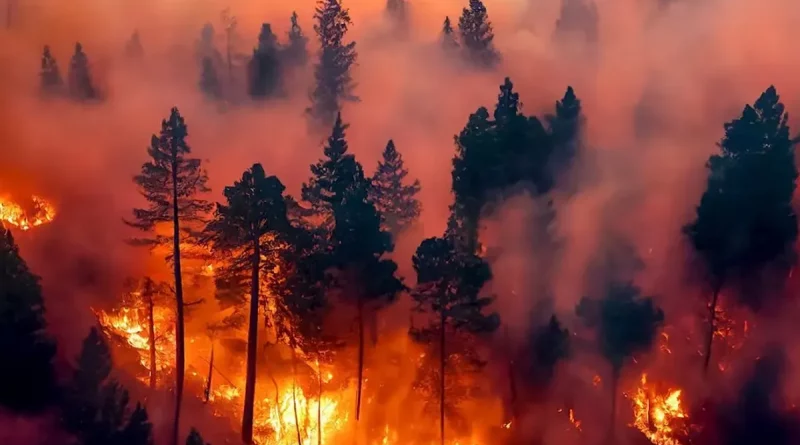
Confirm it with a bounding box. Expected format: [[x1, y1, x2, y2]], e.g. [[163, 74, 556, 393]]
[[526, 315, 570, 397], [457, 0, 500, 68], [205, 163, 290, 444], [199, 56, 222, 100], [283, 11, 309, 67], [553, 0, 599, 45], [546, 86, 583, 179], [40, 45, 63, 95], [0, 228, 57, 412], [125, 30, 144, 59], [68, 42, 98, 100], [307, 0, 359, 128], [684, 86, 797, 374], [441, 16, 459, 53], [186, 429, 211, 445], [126, 108, 211, 445], [576, 282, 664, 443], [385, 0, 409, 38], [369, 139, 421, 235], [410, 236, 499, 445], [248, 23, 282, 99]]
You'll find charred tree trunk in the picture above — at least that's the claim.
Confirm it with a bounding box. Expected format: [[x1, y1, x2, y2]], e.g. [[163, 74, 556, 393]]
[[170, 158, 185, 445], [440, 309, 446, 445], [204, 343, 215, 403], [355, 295, 365, 421], [292, 346, 303, 445], [242, 237, 261, 444], [608, 367, 620, 445], [505, 327, 518, 423], [702, 284, 722, 375], [146, 288, 157, 390]]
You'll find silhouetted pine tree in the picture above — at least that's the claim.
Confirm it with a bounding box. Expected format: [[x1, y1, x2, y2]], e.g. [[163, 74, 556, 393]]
[[553, 0, 599, 45], [64, 328, 154, 445], [40, 45, 63, 95], [68, 42, 98, 100], [410, 236, 499, 445], [248, 24, 282, 99], [282, 12, 309, 67], [684, 86, 798, 375], [0, 228, 57, 412], [199, 56, 222, 100], [307, 0, 358, 128], [457, 0, 499, 68], [441, 16, 459, 53], [125, 30, 144, 59], [526, 315, 570, 397], [546, 86, 583, 180], [125, 108, 211, 445], [370, 139, 421, 235], [204, 163, 290, 444], [576, 282, 664, 443], [385, 0, 409, 38], [186, 429, 211, 445]]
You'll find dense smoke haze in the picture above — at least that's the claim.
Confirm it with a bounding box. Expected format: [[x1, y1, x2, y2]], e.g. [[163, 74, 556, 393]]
[[3, 0, 800, 444]]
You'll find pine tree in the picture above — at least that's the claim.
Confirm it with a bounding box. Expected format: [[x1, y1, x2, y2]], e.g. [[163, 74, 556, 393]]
[[125, 30, 144, 59], [40, 45, 63, 95], [68, 42, 98, 100], [186, 429, 210, 445], [370, 139, 421, 235], [410, 236, 499, 445], [205, 163, 290, 444], [125, 108, 211, 445], [546, 86, 584, 179], [441, 16, 459, 53], [307, 0, 359, 128], [526, 315, 570, 397], [385, 0, 409, 38], [684, 86, 797, 374], [248, 23, 282, 99], [553, 0, 599, 45], [576, 282, 664, 443], [457, 0, 500, 68], [0, 228, 57, 412], [283, 11, 309, 67], [199, 56, 222, 99]]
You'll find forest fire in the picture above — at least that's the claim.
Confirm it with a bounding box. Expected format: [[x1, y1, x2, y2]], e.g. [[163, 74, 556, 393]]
[[0, 195, 55, 230], [630, 374, 687, 445]]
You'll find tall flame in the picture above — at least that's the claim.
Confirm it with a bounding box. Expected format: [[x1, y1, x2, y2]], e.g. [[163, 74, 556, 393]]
[[0, 195, 56, 230], [630, 374, 687, 445]]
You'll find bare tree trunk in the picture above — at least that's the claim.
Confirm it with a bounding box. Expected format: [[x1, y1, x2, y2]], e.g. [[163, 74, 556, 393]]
[[355, 295, 365, 421], [242, 238, 261, 444], [505, 327, 517, 423], [608, 367, 619, 445], [703, 284, 722, 375], [317, 357, 322, 445], [204, 343, 214, 403], [170, 160, 185, 445], [146, 287, 157, 390], [440, 309, 446, 445], [292, 347, 303, 445]]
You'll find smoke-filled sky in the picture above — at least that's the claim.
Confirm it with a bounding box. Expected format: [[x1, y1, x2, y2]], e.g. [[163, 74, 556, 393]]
[[3, 0, 800, 384]]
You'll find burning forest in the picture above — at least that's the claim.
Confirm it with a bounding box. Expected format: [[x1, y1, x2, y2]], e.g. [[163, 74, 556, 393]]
[[2, 0, 800, 445]]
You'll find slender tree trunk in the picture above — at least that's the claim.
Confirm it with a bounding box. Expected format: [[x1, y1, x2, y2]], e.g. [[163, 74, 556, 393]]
[[355, 295, 365, 421], [170, 160, 185, 445], [440, 310, 446, 445], [292, 346, 303, 445], [242, 237, 261, 444], [147, 289, 157, 390], [317, 357, 322, 445], [703, 284, 722, 375], [505, 327, 517, 423], [608, 367, 619, 445], [204, 342, 215, 403]]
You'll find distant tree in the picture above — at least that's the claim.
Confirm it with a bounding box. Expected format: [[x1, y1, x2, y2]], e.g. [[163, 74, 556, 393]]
[[68, 42, 98, 100], [199, 56, 222, 100], [63, 328, 155, 445], [307, 0, 359, 128], [125, 108, 211, 445], [282, 11, 309, 67], [441, 16, 459, 54], [546, 86, 583, 179], [125, 30, 144, 59], [204, 163, 290, 444], [369, 139, 421, 236], [186, 429, 211, 445], [684, 86, 797, 374], [576, 282, 664, 443], [457, 0, 500, 68], [0, 228, 57, 412], [553, 0, 599, 45], [385, 0, 409, 38], [410, 236, 499, 445], [40, 45, 63, 95], [525, 315, 570, 397], [196, 23, 221, 63], [248, 23, 282, 99], [121, 277, 172, 389]]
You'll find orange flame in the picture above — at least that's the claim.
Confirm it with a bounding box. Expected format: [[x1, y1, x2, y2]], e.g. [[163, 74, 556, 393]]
[[630, 374, 687, 445], [0, 195, 56, 230]]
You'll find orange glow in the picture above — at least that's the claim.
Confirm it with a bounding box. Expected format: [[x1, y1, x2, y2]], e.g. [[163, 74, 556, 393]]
[[630, 374, 687, 445], [0, 195, 55, 230]]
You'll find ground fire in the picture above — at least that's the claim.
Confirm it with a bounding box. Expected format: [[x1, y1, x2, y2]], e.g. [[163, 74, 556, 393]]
[[629, 374, 688, 445]]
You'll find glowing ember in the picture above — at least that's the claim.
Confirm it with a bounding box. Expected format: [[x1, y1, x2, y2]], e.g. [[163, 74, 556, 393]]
[[630, 374, 687, 445], [0, 195, 56, 230]]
